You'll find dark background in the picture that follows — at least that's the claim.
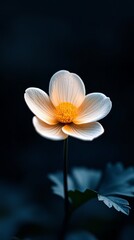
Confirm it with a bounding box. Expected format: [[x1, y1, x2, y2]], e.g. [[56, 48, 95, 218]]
[[0, 0, 134, 239]]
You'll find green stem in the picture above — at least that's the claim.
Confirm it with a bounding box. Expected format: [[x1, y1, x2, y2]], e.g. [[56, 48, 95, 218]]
[[59, 138, 69, 240], [63, 138, 69, 215]]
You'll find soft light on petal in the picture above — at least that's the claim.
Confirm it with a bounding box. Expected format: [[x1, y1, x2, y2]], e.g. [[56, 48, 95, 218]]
[[33, 117, 68, 140], [49, 70, 86, 107], [24, 88, 58, 125], [74, 93, 112, 124], [62, 122, 104, 141]]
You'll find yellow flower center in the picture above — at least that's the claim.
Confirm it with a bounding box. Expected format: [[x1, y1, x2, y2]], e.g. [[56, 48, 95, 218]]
[[55, 102, 78, 123]]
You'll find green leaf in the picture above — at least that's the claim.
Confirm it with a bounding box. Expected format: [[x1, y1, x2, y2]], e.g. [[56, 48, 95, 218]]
[[98, 195, 130, 215], [68, 189, 97, 212]]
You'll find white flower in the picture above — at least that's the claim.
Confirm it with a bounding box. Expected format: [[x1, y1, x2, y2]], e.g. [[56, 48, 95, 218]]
[[24, 70, 112, 141]]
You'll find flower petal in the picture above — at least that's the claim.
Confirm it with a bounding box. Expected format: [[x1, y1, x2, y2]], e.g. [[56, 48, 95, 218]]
[[49, 70, 86, 107], [62, 122, 104, 141], [24, 88, 58, 125], [33, 117, 68, 140], [74, 93, 112, 124]]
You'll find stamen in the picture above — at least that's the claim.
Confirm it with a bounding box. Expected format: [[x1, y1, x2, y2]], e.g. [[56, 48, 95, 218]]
[[55, 102, 78, 123]]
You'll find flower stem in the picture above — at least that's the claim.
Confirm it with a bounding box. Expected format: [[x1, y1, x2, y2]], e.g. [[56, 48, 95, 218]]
[[63, 138, 69, 215], [59, 138, 69, 240]]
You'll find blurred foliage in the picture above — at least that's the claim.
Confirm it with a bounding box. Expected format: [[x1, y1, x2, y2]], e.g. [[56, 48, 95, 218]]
[[49, 163, 134, 215], [1, 162, 134, 239], [65, 231, 98, 240]]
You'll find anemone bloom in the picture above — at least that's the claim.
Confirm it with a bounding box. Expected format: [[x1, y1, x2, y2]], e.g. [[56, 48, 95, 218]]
[[24, 70, 112, 141]]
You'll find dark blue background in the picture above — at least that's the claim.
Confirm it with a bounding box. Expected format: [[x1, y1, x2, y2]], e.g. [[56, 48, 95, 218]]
[[0, 1, 134, 239]]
